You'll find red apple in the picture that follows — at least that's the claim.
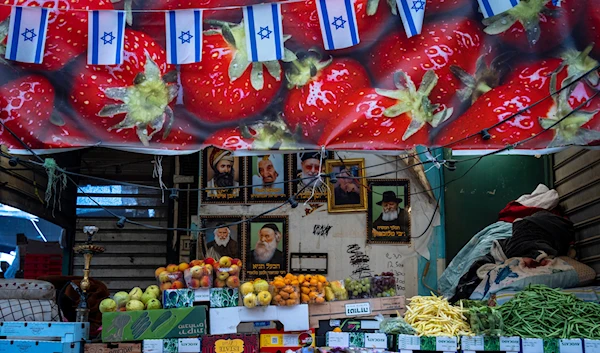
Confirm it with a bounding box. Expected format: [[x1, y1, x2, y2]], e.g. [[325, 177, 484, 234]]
[[188, 278, 200, 289], [205, 264, 213, 275], [190, 265, 203, 279], [200, 276, 211, 288], [204, 258, 216, 265], [231, 258, 241, 266], [160, 282, 172, 291], [190, 259, 204, 267], [229, 264, 240, 276], [226, 276, 240, 288], [166, 264, 179, 273], [215, 279, 226, 288]]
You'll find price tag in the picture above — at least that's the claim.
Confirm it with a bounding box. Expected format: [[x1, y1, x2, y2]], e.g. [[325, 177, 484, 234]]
[[399, 350, 413, 353], [364, 333, 388, 348], [559, 339, 583, 353], [143, 340, 164, 353], [327, 332, 350, 348], [522, 338, 544, 353], [345, 302, 371, 316], [283, 334, 299, 347], [179, 338, 201, 353], [397, 335, 420, 350], [329, 320, 341, 327], [585, 339, 600, 351], [436, 337, 458, 351], [500, 337, 520, 352], [461, 336, 484, 351], [253, 321, 271, 328], [194, 288, 210, 301]]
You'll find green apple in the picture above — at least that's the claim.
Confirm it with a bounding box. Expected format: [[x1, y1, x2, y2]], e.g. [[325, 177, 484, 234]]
[[126, 299, 145, 311], [145, 285, 160, 298], [99, 298, 117, 313], [146, 298, 162, 310]]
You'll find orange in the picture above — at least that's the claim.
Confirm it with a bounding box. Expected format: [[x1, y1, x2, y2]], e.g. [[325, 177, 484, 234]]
[[305, 275, 313, 281], [284, 286, 295, 294], [302, 282, 311, 287], [317, 275, 327, 283], [315, 296, 325, 304], [274, 295, 282, 302], [309, 292, 317, 299], [317, 282, 323, 291], [291, 280, 300, 286], [298, 275, 305, 283], [286, 299, 297, 306], [333, 327, 342, 333], [290, 292, 299, 299], [301, 294, 310, 303], [280, 292, 290, 300], [273, 280, 285, 289], [310, 279, 318, 286], [301, 287, 311, 294]]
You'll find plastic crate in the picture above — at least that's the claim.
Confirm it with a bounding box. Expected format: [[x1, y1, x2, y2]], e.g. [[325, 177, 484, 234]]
[[23, 254, 63, 279], [0, 322, 89, 353]]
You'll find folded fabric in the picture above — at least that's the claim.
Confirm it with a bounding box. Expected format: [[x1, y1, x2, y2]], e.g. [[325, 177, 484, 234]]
[[515, 184, 559, 210], [439, 221, 513, 298], [0, 299, 60, 321], [470, 257, 579, 300], [498, 201, 562, 223], [0, 279, 56, 300]]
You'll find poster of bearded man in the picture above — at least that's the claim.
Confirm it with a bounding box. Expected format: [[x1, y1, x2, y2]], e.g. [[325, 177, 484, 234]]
[[201, 147, 245, 203], [247, 154, 291, 202], [243, 216, 289, 279], [325, 158, 367, 213], [294, 151, 333, 202], [367, 179, 411, 244], [200, 216, 242, 261]]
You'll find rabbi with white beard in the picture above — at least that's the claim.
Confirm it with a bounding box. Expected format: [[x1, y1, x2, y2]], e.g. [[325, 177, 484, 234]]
[[206, 224, 238, 260], [251, 223, 284, 265], [372, 191, 409, 238]]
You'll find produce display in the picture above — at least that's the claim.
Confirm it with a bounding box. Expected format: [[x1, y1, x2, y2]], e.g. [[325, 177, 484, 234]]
[[240, 278, 272, 308], [370, 273, 396, 297], [100, 285, 162, 313], [404, 294, 473, 337], [271, 274, 302, 306], [378, 314, 416, 335], [325, 281, 348, 301], [468, 306, 503, 336], [498, 285, 600, 339], [344, 278, 371, 299], [155, 263, 186, 291], [212, 256, 242, 289], [155, 257, 241, 290]]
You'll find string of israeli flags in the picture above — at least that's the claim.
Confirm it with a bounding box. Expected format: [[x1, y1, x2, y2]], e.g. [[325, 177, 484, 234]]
[[3, 0, 559, 66]]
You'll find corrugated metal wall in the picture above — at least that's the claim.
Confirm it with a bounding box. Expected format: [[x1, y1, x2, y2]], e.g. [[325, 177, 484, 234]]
[[553, 148, 600, 280], [72, 149, 174, 293]]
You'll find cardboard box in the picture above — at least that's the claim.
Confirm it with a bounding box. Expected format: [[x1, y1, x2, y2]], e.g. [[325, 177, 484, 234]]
[[102, 306, 207, 342], [202, 334, 258, 353], [163, 289, 195, 309], [143, 339, 201, 353], [308, 296, 405, 328], [84, 343, 142, 353], [209, 305, 309, 335], [210, 288, 239, 308], [259, 329, 315, 353]]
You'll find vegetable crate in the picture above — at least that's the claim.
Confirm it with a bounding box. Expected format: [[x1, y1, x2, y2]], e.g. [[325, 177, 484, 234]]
[[0, 321, 89, 353]]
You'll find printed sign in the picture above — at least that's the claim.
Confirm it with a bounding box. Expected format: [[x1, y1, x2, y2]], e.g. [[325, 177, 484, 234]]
[[327, 332, 350, 348], [179, 338, 201, 353], [194, 289, 210, 302], [461, 336, 484, 351], [559, 339, 583, 353], [345, 302, 371, 316], [585, 340, 600, 351], [435, 337, 458, 351], [215, 339, 245, 353], [364, 333, 387, 348], [522, 338, 544, 353], [397, 335, 420, 350], [143, 340, 164, 353], [499, 337, 520, 352]]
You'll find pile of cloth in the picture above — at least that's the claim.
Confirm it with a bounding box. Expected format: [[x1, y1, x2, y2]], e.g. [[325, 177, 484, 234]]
[[439, 184, 594, 301]]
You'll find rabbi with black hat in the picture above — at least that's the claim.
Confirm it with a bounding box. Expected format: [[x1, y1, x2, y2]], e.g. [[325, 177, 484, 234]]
[[372, 191, 409, 236], [296, 152, 327, 196], [251, 223, 284, 265]]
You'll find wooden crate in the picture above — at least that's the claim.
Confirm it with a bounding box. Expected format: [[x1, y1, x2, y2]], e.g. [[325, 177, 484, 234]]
[[84, 342, 142, 353]]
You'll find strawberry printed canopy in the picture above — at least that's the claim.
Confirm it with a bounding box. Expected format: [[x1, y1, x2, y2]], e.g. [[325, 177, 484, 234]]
[[1, 0, 600, 155]]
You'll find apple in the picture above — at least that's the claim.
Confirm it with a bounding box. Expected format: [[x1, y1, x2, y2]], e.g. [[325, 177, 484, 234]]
[[204, 264, 213, 275], [187, 278, 199, 289], [129, 287, 143, 301], [126, 300, 145, 311], [190, 265, 203, 279], [145, 285, 160, 298], [141, 292, 155, 305], [231, 258, 241, 266], [190, 259, 204, 267], [217, 271, 230, 281], [172, 281, 185, 289], [166, 264, 179, 272], [200, 276, 211, 288], [178, 262, 190, 271], [254, 279, 269, 293], [99, 298, 117, 313], [158, 271, 170, 283], [113, 291, 130, 308], [215, 279, 226, 288], [204, 258, 216, 265], [229, 264, 240, 276], [155, 267, 166, 277], [146, 298, 162, 310], [219, 256, 232, 268], [161, 282, 173, 291], [240, 282, 254, 296], [243, 293, 257, 308], [226, 276, 240, 288], [257, 291, 272, 306]]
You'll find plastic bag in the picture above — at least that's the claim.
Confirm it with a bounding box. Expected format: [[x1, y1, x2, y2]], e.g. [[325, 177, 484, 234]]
[[184, 266, 212, 289], [326, 281, 348, 301], [375, 313, 416, 335], [468, 306, 504, 336]]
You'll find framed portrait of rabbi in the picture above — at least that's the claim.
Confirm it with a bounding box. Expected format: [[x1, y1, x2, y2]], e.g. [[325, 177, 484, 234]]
[[200, 215, 242, 262], [293, 151, 333, 202], [367, 179, 411, 244], [246, 154, 291, 203], [243, 216, 289, 279], [201, 147, 245, 203]]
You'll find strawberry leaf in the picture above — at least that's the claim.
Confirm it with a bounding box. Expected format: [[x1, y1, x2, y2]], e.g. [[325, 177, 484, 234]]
[[229, 51, 251, 82], [250, 62, 265, 91], [162, 106, 175, 139]]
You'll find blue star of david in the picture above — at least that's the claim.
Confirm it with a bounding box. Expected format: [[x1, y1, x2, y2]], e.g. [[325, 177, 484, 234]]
[[257, 26, 272, 40], [332, 16, 346, 30], [411, 0, 425, 11], [179, 30, 193, 44], [21, 28, 36, 42], [101, 31, 115, 45]]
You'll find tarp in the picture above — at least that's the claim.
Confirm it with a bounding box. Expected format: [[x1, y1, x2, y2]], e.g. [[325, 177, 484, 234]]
[[0, 0, 599, 155]]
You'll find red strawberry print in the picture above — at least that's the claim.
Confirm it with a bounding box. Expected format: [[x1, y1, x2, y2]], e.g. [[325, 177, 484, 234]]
[[283, 55, 370, 142], [582, 1, 600, 59], [319, 70, 453, 150], [368, 17, 485, 122], [204, 127, 254, 151], [180, 22, 293, 124], [481, 0, 582, 53], [69, 30, 179, 146], [426, 0, 471, 15], [204, 117, 302, 150], [1, 0, 114, 71], [150, 106, 197, 151], [135, 0, 256, 49], [436, 47, 600, 149], [282, 0, 393, 53]]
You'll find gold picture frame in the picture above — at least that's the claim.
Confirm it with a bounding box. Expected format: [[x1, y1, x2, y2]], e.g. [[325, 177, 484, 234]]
[[325, 158, 368, 213]]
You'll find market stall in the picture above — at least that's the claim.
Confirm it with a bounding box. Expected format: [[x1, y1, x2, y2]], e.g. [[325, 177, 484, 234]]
[[1, 0, 600, 353]]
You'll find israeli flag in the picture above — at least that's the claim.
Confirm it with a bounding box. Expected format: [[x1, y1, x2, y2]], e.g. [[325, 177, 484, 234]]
[[315, 0, 359, 50], [396, 0, 426, 38], [552, 0, 561, 6], [88, 10, 126, 65], [243, 3, 284, 62], [165, 10, 203, 65], [478, 0, 520, 18], [5, 6, 49, 64]]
